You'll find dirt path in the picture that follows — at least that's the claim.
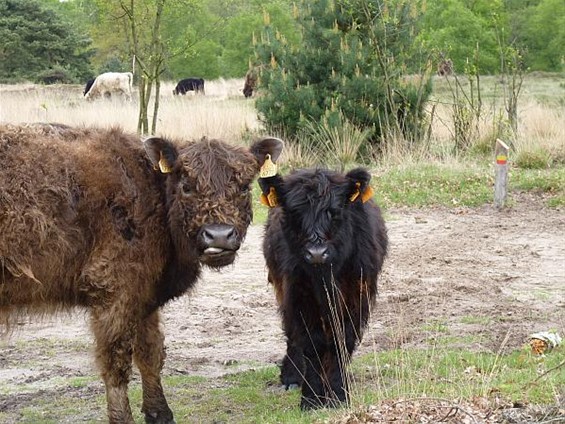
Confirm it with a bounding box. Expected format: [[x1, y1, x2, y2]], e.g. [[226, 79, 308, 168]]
[[1, 193, 564, 417]]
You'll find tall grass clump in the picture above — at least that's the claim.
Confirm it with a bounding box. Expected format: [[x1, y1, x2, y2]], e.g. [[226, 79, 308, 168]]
[[299, 112, 373, 171], [513, 100, 565, 168]]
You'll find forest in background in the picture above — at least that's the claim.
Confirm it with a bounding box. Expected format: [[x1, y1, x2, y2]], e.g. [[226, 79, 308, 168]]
[[1, 0, 563, 84]]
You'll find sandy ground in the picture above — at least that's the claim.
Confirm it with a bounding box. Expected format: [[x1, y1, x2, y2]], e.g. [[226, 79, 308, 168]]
[[0, 192, 564, 421]]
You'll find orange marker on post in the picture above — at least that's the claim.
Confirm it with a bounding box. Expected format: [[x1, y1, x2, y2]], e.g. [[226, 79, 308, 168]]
[[494, 139, 510, 209]]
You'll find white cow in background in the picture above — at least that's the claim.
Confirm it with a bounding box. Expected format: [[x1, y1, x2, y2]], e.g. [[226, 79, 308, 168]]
[[84, 72, 133, 101]]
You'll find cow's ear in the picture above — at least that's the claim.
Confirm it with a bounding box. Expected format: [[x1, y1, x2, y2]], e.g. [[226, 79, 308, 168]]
[[250, 137, 284, 177], [346, 168, 374, 203], [258, 175, 283, 208], [143, 137, 179, 174], [251, 137, 284, 207]]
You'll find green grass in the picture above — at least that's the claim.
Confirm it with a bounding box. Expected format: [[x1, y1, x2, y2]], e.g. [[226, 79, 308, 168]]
[[460, 315, 493, 325], [512, 167, 565, 208], [351, 346, 565, 405], [373, 162, 494, 208], [251, 162, 565, 223], [252, 183, 270, 224], [3, 346, 561, 423], [431, 72, 565, 106]]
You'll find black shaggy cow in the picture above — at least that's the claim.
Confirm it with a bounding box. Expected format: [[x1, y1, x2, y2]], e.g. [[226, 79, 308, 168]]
[[173, 77, 205, 95], [259, 167, 388, 410]]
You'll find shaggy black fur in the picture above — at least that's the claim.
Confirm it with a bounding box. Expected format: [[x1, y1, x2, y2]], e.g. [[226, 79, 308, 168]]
[[259, 168, 388, 410]]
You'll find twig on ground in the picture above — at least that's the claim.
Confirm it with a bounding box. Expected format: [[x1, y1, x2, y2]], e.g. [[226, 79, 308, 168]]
[[522, 359, 565, 390]]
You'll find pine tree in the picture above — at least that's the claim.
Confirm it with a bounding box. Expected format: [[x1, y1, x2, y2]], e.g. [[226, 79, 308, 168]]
[[254, 0, 432, 146], [0, 0, 93, 83]]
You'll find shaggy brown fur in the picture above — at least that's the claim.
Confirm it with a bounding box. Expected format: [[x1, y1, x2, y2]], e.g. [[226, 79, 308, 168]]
[[0, 123, 283, 424]]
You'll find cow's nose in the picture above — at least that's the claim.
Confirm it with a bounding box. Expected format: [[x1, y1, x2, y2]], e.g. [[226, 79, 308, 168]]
[[199, 224, 239, 250], [304, 245, 329, 264]]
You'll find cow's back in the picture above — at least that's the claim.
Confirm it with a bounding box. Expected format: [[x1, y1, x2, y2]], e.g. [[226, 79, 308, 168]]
[[0, 125, 167, 316]]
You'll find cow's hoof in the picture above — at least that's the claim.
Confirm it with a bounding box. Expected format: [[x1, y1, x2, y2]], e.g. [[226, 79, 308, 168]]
[[144, 411, 176, 424], [325, 398, 348, 409], [281, 383, 300, 391], [300, 396, 324, 410]]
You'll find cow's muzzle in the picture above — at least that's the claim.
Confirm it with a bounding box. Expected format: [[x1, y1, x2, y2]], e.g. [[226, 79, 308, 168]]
[[198, 224, 241, 267], [304, 244, 330, 265]]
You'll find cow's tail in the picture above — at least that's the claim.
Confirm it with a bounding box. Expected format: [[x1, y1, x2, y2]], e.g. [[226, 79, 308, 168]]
[[126, 72, 133, 92]]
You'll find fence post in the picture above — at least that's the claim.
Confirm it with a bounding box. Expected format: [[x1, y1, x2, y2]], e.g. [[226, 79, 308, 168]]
[[494, 138, 509, 209]]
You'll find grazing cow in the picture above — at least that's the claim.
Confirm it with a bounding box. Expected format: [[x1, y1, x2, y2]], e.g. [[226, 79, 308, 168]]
[[173, 78, 205, 95], [259, 167, 388, 410], [84, 72, 133, 101], [437, 58, 454, 76], [243, 68, 257, 98], [0, 123, 283, 424]]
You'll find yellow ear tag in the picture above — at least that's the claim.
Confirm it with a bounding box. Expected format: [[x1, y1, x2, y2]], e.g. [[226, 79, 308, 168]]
[[158, 152, 173, 174], [260, 186, 278, 207], [260, 154, 277, 178]]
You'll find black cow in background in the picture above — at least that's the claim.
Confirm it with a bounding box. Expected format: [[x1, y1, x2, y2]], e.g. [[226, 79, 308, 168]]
[[258, 167, 388, 410], [173, 78, 205, 95]]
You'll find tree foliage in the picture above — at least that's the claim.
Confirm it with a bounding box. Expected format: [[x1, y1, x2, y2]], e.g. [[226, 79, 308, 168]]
[[0, 0, 93, 83], [254, 0, 432, 146], [513, 0, 565, 71], [0, 0, 561, 88], [417, 0, 502, 74]]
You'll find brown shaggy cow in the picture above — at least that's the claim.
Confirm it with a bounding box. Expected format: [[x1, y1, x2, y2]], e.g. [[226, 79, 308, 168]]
[[243, 68, 258, 98], [437, 58, 454, 76], [0, 123, 283, 424]]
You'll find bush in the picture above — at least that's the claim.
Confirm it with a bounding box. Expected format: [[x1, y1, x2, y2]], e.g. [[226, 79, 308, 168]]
[[515, 148, 552, 169], [254, 0, 432, 149]]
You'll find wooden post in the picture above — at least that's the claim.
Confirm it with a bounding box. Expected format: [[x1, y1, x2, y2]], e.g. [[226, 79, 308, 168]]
[[494, 139, 510, 209]]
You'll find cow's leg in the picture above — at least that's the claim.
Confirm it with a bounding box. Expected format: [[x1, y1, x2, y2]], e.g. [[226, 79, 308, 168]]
[[325, 313, 359, 407], [133, 311, 175, 424], [91, 308, 136, 424], [299, 330, 327, 410], [280, 339, 304, 389]]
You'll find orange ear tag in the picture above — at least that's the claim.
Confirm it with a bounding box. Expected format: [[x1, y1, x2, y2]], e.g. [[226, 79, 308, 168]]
[[260, 193, 270, 206], [361, 186, 374, 203], [260, 186, 278, 207], [350, 182, 374, 203]]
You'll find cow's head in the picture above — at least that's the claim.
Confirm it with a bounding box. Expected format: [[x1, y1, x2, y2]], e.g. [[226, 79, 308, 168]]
[[144, 136, 283, 268], [259, 168, 374, 271]]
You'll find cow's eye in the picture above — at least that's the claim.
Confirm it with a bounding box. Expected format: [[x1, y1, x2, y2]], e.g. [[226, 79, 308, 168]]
[[328, 209, 341, 222], [180, 181, 193, 197], [241, 184, 250, 196]]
